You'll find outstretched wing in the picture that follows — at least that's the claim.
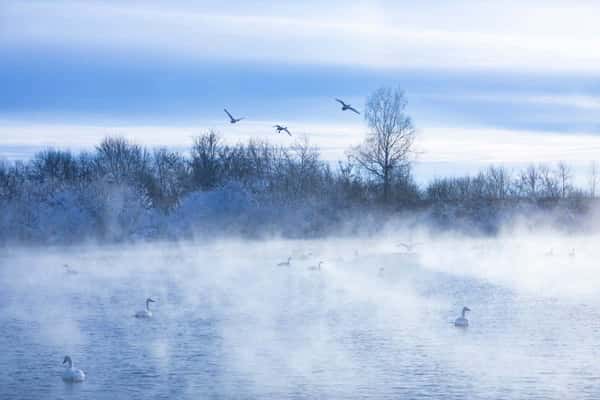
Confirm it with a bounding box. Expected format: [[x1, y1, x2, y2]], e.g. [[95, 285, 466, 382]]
[[224, 109, 234, 120], [397, 242, 410, 251], [348, 106, 360, 114], [283, 128, 292, 136], [335, 98, 346, 106]]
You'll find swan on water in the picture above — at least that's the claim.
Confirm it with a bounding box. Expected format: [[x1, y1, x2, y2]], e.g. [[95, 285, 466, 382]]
[[454, 306, 471, 327], [277, 257, 291, 267], [62, 356, 86, 382], [135, 298, 156, 318], [63, 264, 78, 275], [308, 261, 323, 271]]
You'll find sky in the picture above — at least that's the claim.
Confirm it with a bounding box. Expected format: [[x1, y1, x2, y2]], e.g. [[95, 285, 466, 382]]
[[2, 0, 600, 183]]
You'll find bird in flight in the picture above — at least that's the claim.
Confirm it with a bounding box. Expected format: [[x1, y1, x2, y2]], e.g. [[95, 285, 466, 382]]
[[397, 242, 423, 253], [273, 125, 292, 136], [224, 109, 244, 124], [335, 98, 360, 114]]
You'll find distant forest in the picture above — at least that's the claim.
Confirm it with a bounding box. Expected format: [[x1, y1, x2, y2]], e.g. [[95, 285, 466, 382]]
[[1, 87, 599, 244]]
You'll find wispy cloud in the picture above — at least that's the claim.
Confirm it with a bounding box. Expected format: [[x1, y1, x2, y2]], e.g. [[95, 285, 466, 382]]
[[3, 1, 600, 71], [3, 0, 600, 179], [422, 93, 600, 112], [417, 126, 600, 164]]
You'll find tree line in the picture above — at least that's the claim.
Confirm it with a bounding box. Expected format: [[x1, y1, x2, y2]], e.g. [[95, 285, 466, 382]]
[[0, 87, 596, 242], [0, 135, 591, 207]]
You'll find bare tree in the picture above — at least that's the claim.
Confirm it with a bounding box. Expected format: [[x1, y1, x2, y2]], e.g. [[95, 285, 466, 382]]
[[0, 160, 21, 201], [31, 149, 79, 185], [588, 161, 599, 198], [147, 148, 189, 212], [555, 161, 572, 199], [95, 137, 150, 185], [516, 165, 540, 199], [190, 131, 222, 190], [538, 165, 560, 199], [484, 165, 511, 200], [352, 87, 416, 203]]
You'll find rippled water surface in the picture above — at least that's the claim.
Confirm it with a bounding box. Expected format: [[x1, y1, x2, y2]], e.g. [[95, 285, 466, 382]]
[[2, 238, 600, 399]]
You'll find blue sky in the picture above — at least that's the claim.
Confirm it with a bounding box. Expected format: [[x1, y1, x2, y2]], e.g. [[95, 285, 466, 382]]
[[2, 0, 600, 183]]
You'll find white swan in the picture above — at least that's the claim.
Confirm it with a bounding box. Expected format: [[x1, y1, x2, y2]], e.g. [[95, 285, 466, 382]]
[[454, 306, 470, 327], [308, 261, 323, 271], [63, 264, 78, 275], [135, 298, 156, 318], [335, 98, 360, 114], [62, 356, 86, 382], [224, 108, 244, 124], [273, 125, 292, 136], [277, 257, 291, 267]]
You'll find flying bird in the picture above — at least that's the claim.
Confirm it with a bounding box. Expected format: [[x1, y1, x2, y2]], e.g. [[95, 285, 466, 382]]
[[397, 242, 423, 253], [273, 125, 292, 136], [335, 98, 360, 114], [224, 109, 244, 124]]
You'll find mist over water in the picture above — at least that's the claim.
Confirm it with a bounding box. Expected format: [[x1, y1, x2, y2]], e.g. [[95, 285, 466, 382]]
[[2, 233, 600, 399]]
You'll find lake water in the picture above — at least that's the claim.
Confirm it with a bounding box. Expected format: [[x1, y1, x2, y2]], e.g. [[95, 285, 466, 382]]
[[2, 238, 600, 399]]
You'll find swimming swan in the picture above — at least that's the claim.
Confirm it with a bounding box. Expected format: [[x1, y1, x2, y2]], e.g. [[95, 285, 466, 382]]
[[308, 261, 323, 271], [63, 264, 78, 275], [62, 356, 86, 382], [454, 306, 471, 327], [135, 298, 156, 318], [277, 257, 291, 267]]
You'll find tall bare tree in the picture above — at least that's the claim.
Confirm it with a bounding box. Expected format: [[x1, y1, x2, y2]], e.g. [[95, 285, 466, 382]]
[[517, 165, 540, 199], [555, 161, 572, 199], [190, 130, 221, 190], [588, 161, 599, 198], [352, 87, 416, 203], [95, 137, 150, 185]]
